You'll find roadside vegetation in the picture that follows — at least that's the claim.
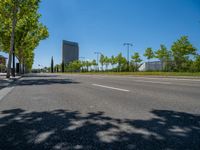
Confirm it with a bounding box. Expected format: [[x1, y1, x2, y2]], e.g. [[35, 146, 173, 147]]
[[0, 0, 49, 78], [60, 72, 200, 77], [49, 36, 200, 75]]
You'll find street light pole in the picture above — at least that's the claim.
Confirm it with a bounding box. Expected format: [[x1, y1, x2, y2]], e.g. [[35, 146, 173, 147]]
[[94, 52, 101, 71], [123, 43, 133, 71]]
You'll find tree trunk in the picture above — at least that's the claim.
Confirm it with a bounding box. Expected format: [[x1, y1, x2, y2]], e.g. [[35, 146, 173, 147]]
[[6, 6, 17, 78], [19, 62, 21, 74], [22, 59, 25, 74], [135, 63, 137, 72], [12, 44, 15, 77], [18, 49, 22, 74]]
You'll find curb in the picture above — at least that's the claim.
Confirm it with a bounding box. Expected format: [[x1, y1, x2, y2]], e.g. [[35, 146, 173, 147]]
[[0, 76, 22, 102], [0, 76, 22, 89]]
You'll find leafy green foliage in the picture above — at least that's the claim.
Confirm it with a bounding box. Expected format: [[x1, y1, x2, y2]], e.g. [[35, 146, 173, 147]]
[[131, 52, 142, 63], [155, 45, 171, 62], [104, 56, 110, 70], [115, 53, 127, 72], [110, 55, 117, 69], [99, 54, 105, 71], [155, 44, 172, 71], [171, 36, 197, 71], [59, 35, 199, 73], [190, 55, 200, 72], [131, 52, 142, 71], [0, 0, 49, 76], [144, 47, 154, 61], [67, 60, 82, 72]]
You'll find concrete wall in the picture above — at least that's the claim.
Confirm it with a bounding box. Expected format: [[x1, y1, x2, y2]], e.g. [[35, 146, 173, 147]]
[[62, 40, 79, 64]]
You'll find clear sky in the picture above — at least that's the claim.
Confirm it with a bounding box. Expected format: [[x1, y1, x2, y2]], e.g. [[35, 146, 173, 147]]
[[28, 0, 200, 68]]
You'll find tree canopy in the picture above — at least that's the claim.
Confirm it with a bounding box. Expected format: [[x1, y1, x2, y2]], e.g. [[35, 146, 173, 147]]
[[144, 47, 154, 61], [0, 0, 49, 77], [171, 36, 197, 71]]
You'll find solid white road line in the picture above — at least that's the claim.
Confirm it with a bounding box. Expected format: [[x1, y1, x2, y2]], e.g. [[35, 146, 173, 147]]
[[92, 84, 130, 92], [90, 75, 171, 85], [132, 80, 172, 85], [77, 74, 200, 82], [125, 76, 200, 82]]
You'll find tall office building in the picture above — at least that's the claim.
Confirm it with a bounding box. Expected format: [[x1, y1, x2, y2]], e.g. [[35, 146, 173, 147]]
[[62, 40, 79, 64]]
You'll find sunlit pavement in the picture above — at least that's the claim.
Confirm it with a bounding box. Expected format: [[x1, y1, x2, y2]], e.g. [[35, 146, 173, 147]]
[[0, 73, 199, 150]]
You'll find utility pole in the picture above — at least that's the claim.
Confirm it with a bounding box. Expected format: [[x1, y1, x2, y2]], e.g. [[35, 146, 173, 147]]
[[94, 52, 101, 71], [123, 43, 133, 71]]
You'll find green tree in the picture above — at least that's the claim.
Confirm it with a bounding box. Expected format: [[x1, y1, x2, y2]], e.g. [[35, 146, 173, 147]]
[[110, 55, 116, 70], [67, 60, 82, 72], [144, 47, 154, 61], [81, 61, 87, 72], [85, 60, 92, 72], [131, 52, 142, 71], [155, 44, 171, 70], [67, 62, 73, 72], [74, 60, 82, 71], [191, 55, 200, 72], [14, 22, 48, 73], [54, 64, 60, 72], [116, 53, 126, 72], [171, 36, 197, 71], [0, 0, 41, 78], [99, 54, 105, 71], [91, 59, 97, 71], [104, 56, 110, 71]]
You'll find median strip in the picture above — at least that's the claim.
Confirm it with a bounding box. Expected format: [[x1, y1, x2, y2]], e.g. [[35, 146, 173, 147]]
[[92, 84, 130, 92]]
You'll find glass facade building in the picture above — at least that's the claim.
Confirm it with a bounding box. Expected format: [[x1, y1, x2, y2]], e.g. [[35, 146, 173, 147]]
[[62, 40, 79, 64]]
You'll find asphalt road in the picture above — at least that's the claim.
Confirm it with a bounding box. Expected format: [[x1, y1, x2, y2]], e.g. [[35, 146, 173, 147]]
[[0, 73, 200, 150]]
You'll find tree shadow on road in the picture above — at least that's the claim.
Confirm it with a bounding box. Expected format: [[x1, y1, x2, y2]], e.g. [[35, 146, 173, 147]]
[[0, 109, 199, 150], [14, 78, 80, 86], [22, 74, 59, 78]]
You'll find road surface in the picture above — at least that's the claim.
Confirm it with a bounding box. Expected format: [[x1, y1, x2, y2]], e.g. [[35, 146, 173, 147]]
[[0, 73, 200, 150]]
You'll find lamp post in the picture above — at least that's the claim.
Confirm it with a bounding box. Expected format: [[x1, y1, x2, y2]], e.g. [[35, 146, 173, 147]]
[[123, 43, 133, 71], [94, 52, 101, 71]]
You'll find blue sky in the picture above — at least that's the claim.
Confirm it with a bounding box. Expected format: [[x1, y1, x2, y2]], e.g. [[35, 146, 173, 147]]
[[2, 0, 200, 68]]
